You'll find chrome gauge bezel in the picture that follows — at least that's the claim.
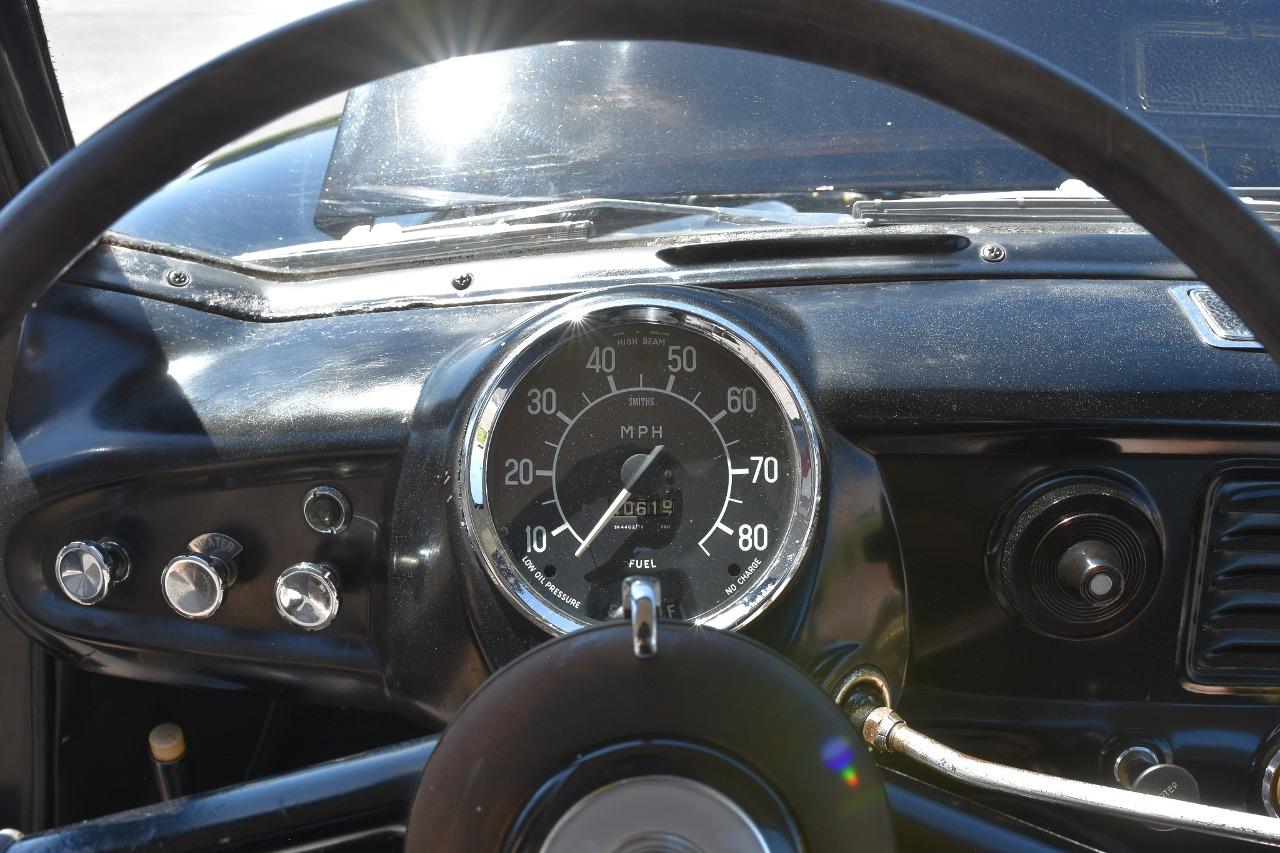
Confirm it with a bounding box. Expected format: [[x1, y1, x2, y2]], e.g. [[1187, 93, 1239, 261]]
[[460, 291, 823, 636]]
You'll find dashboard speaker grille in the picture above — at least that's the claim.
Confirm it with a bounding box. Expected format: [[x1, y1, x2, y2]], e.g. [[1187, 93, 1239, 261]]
[[1188, 473, 1280, 686]]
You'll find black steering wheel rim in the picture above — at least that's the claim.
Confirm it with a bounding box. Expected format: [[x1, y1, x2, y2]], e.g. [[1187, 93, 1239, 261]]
[[3, 1, 1275, 848], [1, 0, 1279, 358]]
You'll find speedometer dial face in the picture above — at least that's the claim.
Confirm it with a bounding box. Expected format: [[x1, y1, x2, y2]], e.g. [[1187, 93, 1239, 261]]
[[463, 297, 820, 635]]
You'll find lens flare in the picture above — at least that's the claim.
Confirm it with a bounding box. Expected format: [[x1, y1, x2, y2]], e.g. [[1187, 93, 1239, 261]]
[[821, 737, 860, 788]]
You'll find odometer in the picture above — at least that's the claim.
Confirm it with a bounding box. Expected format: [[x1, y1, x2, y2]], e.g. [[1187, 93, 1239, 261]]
[[462, 296, 820, 634]]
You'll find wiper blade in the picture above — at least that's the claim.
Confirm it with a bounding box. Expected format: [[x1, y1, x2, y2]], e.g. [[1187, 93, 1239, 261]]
[[853, 180, 1280, 225], [240, 197, 821, 269], [400, 196, 823, 230], [316, 185, 855, 236]]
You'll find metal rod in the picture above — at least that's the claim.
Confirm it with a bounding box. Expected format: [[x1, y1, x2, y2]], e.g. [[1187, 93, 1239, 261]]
[[862, 707, 1280, 846]]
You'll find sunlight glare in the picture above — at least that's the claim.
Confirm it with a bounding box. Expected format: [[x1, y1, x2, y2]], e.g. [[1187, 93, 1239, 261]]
[[415, 54, 511, 151]]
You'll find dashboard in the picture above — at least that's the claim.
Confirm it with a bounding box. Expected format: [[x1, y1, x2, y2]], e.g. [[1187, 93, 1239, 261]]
[[7, 230, 1280, 838]]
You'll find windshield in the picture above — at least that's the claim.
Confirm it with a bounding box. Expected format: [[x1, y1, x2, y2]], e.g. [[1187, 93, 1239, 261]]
[[105, 0, 1280, 269]]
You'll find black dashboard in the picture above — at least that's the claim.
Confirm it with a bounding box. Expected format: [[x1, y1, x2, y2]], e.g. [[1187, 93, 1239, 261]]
[[7, 228, 1280, 843]]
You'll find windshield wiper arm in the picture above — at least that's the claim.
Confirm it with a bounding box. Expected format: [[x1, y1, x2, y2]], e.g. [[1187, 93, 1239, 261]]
[[241, 196, 823, 269], [400, 196, 822, 231]]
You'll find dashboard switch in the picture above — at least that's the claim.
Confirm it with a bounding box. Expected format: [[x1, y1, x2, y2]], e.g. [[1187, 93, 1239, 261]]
[[1057, 540, 1125, 605], [274, 562, 341, 630], [988, 473, 1161, 638], [161, 533, 241, 620], [302, 486, 350, 535], [1114, 745, 1199, 805], [1262, 745, 1280, 818], [55, 539, 129, 605]]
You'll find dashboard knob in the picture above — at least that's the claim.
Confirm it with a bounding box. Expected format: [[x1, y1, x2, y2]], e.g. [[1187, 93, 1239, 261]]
[[274, 562, 341, 631], [1057, 539, 1125, 605], [302, 486, 350, 535], [1114, 745, 1199, 804], [161, 533, 241, 620], [989, 474, 1161, 638], [54, 540, 129, 605]]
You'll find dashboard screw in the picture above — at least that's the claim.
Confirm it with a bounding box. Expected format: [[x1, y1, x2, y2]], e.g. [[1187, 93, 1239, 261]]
[[979, 243, 1007, 263], [451, 273, 473, 291], [165, 269, 191, 287]]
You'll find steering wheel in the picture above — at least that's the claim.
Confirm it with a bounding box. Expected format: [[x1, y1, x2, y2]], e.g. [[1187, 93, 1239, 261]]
[[4, 0, 1280, 849]]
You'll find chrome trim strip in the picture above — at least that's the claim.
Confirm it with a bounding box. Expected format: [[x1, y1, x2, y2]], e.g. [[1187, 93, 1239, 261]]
[[1170, 284, 1265, 350]]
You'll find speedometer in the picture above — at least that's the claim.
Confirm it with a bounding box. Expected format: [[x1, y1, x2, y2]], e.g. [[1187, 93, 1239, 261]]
[[462, 295, 821, 635]]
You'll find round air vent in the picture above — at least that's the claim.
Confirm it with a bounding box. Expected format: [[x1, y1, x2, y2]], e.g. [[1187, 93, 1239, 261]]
[[988, 473, 1162, 638]]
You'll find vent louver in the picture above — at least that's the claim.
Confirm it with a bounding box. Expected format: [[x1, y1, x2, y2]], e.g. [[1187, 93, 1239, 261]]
[[1188, 474, 1280, 686]]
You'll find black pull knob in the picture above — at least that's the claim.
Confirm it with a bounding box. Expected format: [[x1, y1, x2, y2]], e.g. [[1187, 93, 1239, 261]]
[[1115, 746, 1199, 803], [1057, 539, 1125, 605]]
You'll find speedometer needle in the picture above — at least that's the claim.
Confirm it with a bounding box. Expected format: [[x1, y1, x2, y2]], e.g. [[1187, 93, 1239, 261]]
[[574, 444, 664, 557]]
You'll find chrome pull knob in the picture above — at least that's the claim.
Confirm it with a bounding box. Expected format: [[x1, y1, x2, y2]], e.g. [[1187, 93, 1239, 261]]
[[1114, 745, 1200, 814], [161, 533, 241, 620], [274, 562, 341, 630], [55, 539, 129, 605]]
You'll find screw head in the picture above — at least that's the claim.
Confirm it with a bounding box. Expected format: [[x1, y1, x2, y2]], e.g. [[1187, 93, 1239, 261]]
[[979, 243, 1007, 263], [451, 273, 473, 291], [165, 269, 191, 287]]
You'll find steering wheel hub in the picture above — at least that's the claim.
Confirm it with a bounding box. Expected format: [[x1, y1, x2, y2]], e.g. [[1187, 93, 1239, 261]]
[[542, 775, 767, 853], [405, 622, 893, 851]]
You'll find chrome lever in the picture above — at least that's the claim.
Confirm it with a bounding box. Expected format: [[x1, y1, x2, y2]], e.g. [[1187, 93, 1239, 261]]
[[622, 575, 660, 659]]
